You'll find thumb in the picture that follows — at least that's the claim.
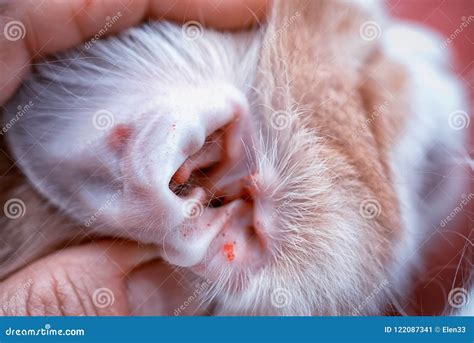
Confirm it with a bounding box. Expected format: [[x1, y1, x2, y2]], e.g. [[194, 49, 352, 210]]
[[0, 240, 158, 316]]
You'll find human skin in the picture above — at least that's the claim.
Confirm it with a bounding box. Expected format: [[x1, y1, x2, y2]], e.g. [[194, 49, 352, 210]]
[[0, 0, 267, 316]]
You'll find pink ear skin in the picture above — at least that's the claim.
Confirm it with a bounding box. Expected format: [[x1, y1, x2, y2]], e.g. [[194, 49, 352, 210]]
[[105, 86, 272, 275], [170, 120, 270, 276], [170, 128, 224, 187], [170, 108, 248, 193], [106, 124, 133, 153]]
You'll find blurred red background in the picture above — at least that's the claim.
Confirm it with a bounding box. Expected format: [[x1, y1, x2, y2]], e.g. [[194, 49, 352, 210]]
[[387, 0, 473, 315]]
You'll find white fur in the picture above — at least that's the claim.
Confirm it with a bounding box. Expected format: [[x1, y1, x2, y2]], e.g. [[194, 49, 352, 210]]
[[384, 23, 469, 312]]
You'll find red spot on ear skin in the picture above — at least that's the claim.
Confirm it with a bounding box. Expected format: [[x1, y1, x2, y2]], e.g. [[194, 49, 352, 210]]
[[223, 242, 235, 262], [107, 124, 132, 152]]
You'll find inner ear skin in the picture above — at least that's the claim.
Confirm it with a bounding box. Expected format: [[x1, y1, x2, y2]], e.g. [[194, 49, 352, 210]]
[[170, 128, 225, 193]]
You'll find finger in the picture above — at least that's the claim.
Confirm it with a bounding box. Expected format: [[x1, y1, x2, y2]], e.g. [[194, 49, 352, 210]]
[[148, 0, 268, 31], [89, 240, 160, 274], [0, 241, 158, 316], [22, 0, 268, 55], [127, 261, 211, 315]]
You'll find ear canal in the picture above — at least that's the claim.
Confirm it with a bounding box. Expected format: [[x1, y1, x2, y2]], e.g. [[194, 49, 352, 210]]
[[169, 109, 253, 203]]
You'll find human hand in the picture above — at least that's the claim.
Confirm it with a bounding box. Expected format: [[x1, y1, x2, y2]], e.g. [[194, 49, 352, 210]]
[[0, 241, 159, 315]]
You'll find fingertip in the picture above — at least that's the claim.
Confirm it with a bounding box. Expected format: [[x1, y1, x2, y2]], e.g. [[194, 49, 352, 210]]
[[48, 240, 160, 277], [21, 0, 268, 57], [148, 0, 268, 30], [98, 240, 161, 274]]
